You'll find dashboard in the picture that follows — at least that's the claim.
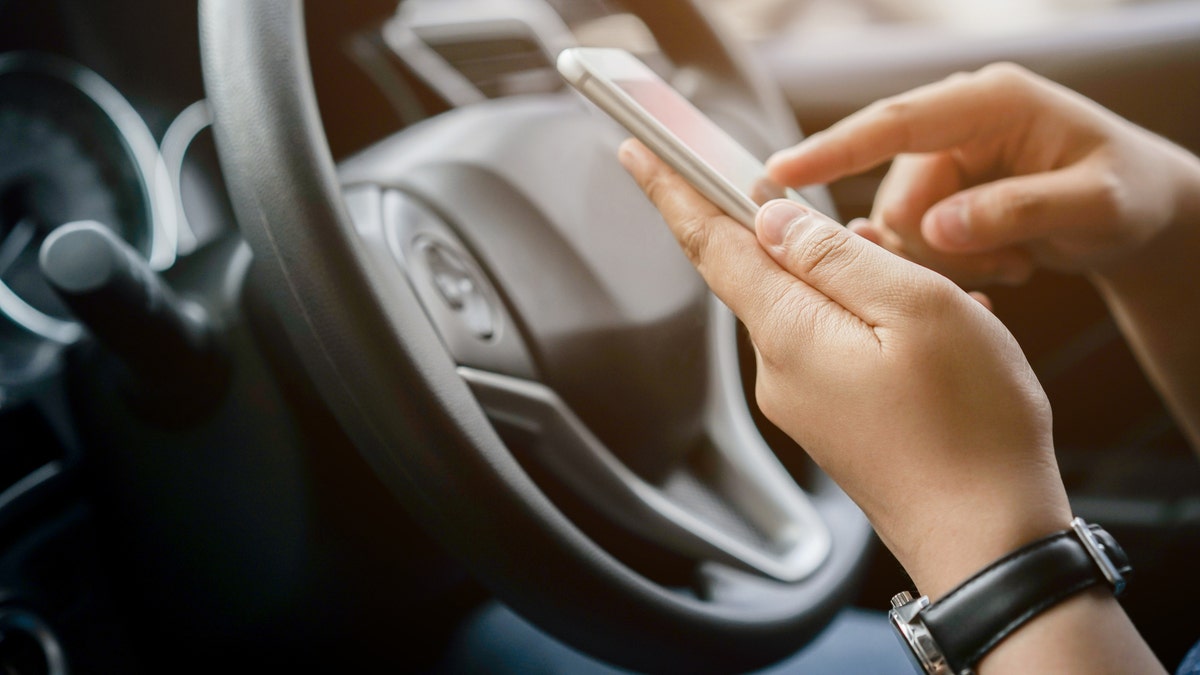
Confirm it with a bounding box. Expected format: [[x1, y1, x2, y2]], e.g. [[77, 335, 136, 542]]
[[0, 3, 233, 408], [0, 3, 234, 672]]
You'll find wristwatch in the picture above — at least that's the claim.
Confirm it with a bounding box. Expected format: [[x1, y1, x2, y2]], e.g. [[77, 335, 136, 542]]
[[888, 517, 1131, 675]]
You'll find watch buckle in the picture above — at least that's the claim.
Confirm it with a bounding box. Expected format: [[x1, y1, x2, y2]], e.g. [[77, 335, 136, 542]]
[[1070, 517, 1126, 595]]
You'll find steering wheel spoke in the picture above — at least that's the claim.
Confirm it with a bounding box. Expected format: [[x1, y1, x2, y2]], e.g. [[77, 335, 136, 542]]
[[461, 351, 829, 582], [458, 292, 831, 583]]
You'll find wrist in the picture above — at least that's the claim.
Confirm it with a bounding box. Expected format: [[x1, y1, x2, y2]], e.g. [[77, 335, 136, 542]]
[[1168, 143, 1200, 239], [889, 519, 1159, 675], [1089, 198, 1200, 323], [880, 479, 1072, 600], [1091, 141, 1200, 289]]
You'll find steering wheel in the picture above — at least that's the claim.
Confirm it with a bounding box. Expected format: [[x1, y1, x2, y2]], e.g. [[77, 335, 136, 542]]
[[198, 1, 872, 671]]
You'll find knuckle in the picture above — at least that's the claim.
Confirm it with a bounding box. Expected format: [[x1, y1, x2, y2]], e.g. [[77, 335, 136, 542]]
[[986, 186, 1044, 229], [1092, 166, 1127, 222], [871, 98, 915, 150], [749, 322, 789, 369], [1007, 190, 1044, 223], [878, 199, 917, 234], [753, 377, 778, 421], [642, 170, 677, 210], [752, 369, 792, 426], [978, 61, 1030, 88], [944, 69, 973, 86], [875, 97, 913, 125], [675, 213, 712, 264], [884, 269, 958, 320], [789, 222, 858, 277], [976, 62, 1035, 106], [913, 276, 963, 318], [929, 274, 963, 304]]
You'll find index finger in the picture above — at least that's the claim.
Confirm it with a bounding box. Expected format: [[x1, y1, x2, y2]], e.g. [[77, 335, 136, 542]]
[[765, 64, 1034, 188]]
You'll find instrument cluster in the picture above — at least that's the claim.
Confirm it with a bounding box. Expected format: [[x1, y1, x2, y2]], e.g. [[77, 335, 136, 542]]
[[0, 51, 228, 408]]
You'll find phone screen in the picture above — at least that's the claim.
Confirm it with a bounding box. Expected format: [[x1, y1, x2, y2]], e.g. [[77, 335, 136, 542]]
[[611, 78, 794, 206]]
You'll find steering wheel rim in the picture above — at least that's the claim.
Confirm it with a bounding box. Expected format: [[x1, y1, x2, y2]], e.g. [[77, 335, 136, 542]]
[[199, 1, 872, 671]]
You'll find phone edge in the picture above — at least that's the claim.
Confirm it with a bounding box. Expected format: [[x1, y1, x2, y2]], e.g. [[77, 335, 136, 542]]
[[557, 48, 760, 231]]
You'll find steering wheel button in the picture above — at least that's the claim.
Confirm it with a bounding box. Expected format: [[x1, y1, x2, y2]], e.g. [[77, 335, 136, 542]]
[[419, 238, 494, 339]]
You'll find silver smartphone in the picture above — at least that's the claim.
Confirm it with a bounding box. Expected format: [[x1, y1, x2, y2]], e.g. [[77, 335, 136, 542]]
[[557, 47, 811, 230]]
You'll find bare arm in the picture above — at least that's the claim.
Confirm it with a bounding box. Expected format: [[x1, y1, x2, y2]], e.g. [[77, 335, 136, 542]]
[[1092, 171, 1200, 448]]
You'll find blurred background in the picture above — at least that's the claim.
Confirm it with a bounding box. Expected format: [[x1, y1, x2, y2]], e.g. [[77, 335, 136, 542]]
[[711, 0, 1158, 38]]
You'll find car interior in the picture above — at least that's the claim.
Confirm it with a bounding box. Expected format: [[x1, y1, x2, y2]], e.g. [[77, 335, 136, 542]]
[[1, 0, 1198, 673]]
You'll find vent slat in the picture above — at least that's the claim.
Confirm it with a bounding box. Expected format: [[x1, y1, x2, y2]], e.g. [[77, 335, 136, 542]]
[[415, 33, 557, 98]]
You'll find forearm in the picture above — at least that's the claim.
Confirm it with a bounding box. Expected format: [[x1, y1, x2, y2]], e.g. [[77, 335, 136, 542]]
[[1091, 150, 1200, 451]]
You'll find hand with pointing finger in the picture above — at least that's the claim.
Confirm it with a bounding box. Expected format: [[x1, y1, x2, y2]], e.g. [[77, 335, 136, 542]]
[[766, 63, 1200, 288], [764, 61, 1200, 461]]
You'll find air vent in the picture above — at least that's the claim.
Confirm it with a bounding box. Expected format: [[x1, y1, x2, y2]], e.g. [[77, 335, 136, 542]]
[[415, 28, 557, 99], [382, 0, 575, 107]]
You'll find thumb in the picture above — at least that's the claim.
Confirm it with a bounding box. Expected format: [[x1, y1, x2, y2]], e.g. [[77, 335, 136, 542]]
[[921, 166, 1104, 254], [756, 199, 933, 326]]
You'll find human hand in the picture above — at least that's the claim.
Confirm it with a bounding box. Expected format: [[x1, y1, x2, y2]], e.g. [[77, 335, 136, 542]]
[[618, 139, 1071, 599], [766, 63, 1200, 287]]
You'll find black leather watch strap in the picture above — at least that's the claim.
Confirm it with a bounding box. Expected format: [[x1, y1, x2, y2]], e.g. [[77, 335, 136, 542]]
[[921, 523, 1131, 673]]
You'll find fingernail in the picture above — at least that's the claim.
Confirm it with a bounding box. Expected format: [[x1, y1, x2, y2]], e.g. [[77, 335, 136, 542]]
[[758, 200, 810, 246], [932, 197, 971, 246], [617, 138, 644, 172], [764, 149, 792, 171], [847, 217, 871, 232], [765, 146, 805, 172], [767, 133, 824, 167]]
